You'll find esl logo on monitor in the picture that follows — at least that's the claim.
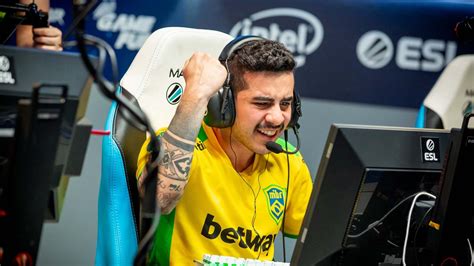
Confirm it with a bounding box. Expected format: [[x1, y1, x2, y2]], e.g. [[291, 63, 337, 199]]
[[421, 137, 440, 162]]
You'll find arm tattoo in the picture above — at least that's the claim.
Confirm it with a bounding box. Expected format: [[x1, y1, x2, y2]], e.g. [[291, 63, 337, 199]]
[[147, 98, 206, 212], [157, 131, 194, 181]]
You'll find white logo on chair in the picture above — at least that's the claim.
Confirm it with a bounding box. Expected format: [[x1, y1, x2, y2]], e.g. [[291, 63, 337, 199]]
[[230, 8, 324, 68], [166, 83, 184, 105]]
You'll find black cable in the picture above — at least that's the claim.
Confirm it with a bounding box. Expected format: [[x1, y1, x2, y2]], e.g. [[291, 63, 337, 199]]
[[414, 206, 433, 266], [4, 18, 25, 44], [0, 3, 27, 44], [281, 129, 291, 262], [63, 34, 120, 98], [63, 36, 149, 136], [63, 0, 98, 41], [347, 192, 421, 238], [63, 38, 107, 80], [80, 34, 120, 87], [71, 3, 161, 265], [73, 10, 158, 151], [229, 126, 266, 260]]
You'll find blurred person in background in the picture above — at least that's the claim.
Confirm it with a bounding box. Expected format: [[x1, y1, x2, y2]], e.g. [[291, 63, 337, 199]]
[[16, 0, 62, 51]]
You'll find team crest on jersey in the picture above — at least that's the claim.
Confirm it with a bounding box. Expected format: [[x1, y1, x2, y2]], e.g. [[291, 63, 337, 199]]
[[263, 185, 286, 225]]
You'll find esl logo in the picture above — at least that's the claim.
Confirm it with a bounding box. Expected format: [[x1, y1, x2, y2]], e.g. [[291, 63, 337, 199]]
[[421, 137, 440, 163], [357, 30, 457, 72]]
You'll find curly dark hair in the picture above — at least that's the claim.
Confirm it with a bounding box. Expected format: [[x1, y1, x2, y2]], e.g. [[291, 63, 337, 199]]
[[227, 39, 295, 92]]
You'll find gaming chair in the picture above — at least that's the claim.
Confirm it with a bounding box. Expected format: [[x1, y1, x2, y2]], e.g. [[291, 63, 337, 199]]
[[95, 27, 232, 265], [416, 55, 474, 129]]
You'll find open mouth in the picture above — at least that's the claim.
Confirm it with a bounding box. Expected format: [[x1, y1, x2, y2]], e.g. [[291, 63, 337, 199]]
[[256, 128, 279, 138]]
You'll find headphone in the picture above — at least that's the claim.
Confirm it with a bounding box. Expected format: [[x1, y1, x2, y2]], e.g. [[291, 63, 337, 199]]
[[204, 35, 302, 129]]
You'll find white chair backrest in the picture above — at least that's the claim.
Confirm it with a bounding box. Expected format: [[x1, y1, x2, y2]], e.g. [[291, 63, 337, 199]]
[[424, 55, 474, 129], [120, 27, 233, 130]]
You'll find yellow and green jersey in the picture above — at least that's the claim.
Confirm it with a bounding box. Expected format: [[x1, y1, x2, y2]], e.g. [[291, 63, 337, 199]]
[[137, 123, 313, 265]]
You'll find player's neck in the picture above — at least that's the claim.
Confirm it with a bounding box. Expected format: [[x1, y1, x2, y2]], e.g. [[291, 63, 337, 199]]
[[213, 127, 255, 172]]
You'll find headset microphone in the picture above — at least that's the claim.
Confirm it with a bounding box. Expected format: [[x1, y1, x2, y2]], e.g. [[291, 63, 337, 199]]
[[265, 128, 301, 155], [265, 141, 285, 154]]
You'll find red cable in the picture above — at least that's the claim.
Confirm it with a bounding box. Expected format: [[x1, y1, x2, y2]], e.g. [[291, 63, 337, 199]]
[[91, 129, 110, 136]]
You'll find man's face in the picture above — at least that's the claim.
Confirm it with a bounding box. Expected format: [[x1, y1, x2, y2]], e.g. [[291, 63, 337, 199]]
[[231, 71, 294, 155]]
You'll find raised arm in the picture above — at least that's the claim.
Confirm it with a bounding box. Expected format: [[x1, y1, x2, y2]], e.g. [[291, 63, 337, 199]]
[[138, 52, 227, 214]]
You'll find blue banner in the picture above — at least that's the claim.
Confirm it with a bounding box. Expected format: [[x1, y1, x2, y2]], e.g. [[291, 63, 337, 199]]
[[49, 0, 474, 108]]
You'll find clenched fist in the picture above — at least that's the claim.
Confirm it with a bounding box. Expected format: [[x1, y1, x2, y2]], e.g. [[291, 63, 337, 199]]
[[182, 52, 227, 101]]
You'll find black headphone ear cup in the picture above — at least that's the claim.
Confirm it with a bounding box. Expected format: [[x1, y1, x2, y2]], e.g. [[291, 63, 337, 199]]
[[225, 89, 236, 126], [288, 91, 302, 129], [220, 88, 235, 127], [204, 87, 236, 128], [203, 35, 264, 128]]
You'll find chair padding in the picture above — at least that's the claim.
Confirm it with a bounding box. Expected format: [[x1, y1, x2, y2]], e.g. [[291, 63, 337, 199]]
[[96, 98, 141, 266], [422, 55, 474, 129], [121, 27, 233, 131], [96, 27, 233, 265]]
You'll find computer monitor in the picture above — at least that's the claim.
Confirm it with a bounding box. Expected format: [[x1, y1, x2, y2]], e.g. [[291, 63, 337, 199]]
[[0, 45, 94, 221], [0, 45, 94, 264], [291, 124, 451, 265], [426, 114, 474, 265]]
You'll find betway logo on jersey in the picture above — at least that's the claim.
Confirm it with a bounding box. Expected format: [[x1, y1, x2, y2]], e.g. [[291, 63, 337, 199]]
[[230, 8, 324, 68], [201, 214, 276, 252], [357, 30, 457, 72], [93, 1, 156, 50]]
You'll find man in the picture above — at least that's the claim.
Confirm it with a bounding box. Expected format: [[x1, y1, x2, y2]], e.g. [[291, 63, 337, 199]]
[[137, 39, 313, 264]]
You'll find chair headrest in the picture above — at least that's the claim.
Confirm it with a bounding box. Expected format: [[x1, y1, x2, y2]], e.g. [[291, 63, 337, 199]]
[[424, 55, 474, 129], [120, 27, 233, 130]]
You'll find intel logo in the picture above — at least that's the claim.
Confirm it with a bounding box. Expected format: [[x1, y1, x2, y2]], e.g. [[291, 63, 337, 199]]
[[356, 30, 394, 69], [230, 8, 324, 67]]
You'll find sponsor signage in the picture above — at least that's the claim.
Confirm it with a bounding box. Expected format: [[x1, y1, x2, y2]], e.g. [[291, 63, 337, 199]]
[[421, 137, 440, 163], [230, 8, 324, 68], [357, 30, 457, 72], [48, 0, 474, 108]]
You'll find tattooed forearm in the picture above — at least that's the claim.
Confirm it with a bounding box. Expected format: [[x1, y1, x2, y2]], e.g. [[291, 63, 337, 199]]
[[157, 179, 187, 214], [140, 93, 207, 213], [157, 132, 194, 181], [151, 130, 196, 213]]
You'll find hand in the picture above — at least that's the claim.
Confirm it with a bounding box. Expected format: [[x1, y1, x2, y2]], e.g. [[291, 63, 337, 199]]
[[182, 52, 227, 101], [32, 26, 63, 51]]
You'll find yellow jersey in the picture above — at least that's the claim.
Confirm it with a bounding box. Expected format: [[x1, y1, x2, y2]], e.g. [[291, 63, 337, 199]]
[[137, 123, 313, 265]]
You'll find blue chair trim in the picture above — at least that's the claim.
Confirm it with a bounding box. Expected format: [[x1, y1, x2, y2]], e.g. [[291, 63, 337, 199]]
[[95, 100, 138, 266], [415, 105, 426, 128]]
